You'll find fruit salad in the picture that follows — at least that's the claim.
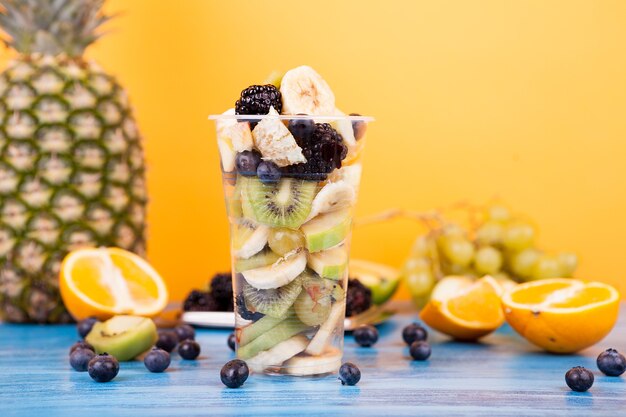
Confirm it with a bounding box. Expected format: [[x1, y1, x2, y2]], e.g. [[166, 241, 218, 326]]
[[210, 66, 371, 376]]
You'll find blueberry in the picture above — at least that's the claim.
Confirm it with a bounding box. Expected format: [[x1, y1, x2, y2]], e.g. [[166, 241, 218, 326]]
[[256, 161, 281, 184], [235, 150, 261, 176], [288, 117, 315, 141], [70, 347, 95, 372], [353, 325, 379, 347], [77, 316, 98, 338], [220, 359, 249, 388], [409, 341, 431, 361], [88, 353, 119, 383], [349, 113, 367, 140], [156, 330, 179, 353], [227, 333, 236, 352], [175, 324, 195, 341], [402, 322, 428, 345], [178, 340, 201, 360], [565, 366, 594, 392], [338, 362, 361, 386], [144, 348, 171, 373], [597, 348, 626, 376], [69, 340, 94, 355]]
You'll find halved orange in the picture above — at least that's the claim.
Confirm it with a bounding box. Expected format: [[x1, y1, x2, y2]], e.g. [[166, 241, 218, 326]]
[[60, 247, 168, 321], [501, 278, 619, 353], [420, 276, 505, 341]]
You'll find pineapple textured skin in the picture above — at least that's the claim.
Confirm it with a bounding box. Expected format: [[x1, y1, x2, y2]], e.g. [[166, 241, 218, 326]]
[[0, 55, 147, 323]]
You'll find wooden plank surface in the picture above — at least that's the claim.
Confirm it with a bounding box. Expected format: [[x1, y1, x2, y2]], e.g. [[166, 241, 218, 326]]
[[1, 306, 624, 416]]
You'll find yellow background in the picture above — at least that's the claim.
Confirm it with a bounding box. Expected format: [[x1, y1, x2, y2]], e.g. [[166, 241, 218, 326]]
[[7, 0, 626, 300]]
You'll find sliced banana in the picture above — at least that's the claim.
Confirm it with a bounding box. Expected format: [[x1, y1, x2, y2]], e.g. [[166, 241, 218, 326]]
[[328, 164, 362, 194], [242, 248, 307, 289], [247, 335, 309, 372], [305, 180, 356, 222], [280, 66, 335, 116], [217, 137, 236, 172], [306, 300, 345, 355], [284, 347, 342, 376], [332, 108, 357, 147], [252, 107, 306, 167], [233, 224, 269, 259]]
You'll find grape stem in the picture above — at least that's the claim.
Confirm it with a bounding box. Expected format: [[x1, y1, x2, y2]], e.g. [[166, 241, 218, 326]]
[[354, 208, 443, 230]]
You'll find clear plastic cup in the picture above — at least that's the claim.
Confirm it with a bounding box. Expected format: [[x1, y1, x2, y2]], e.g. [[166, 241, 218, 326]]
[[209, 113, 371, 376]]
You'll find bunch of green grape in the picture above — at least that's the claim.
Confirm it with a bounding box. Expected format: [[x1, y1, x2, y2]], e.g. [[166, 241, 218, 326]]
[[402, 205, 578, 307]]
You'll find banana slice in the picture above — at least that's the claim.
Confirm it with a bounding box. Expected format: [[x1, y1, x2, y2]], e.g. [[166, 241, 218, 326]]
[[328, 164, 362, 193], [284, 347, 342, 376], [217, 137, 236, 172], [305, 180, 356, 222], [247, 335, 309, 372], [332, 108, 357, 147], [252, 107, 306, 167], [306, 301, 345, 355], [280, 66, 335, 116], [242, 248, 307, 289], [233, 224, 269, 259]]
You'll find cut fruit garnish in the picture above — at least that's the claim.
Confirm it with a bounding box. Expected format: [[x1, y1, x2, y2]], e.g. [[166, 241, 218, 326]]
[[294, 271, 344, 326], [232, 220, 269, 259], [247, 335, 309, 372], [243, 274, 303, 318], [306, 300, 345, 355], [237, 317, 308, 360], [301, 208, 351, 253], [349, 259, 400, 305], [305, 180, 355, 222], [420, 275, 504, 341], [308, 246, 348, 280], [284, 347, 342, 376], [234, 247, 280, 273], [241, 248, 307, 289], [60, 247, 168, 320], [501, 278, 619, 353], [85, 315, 157, 361]]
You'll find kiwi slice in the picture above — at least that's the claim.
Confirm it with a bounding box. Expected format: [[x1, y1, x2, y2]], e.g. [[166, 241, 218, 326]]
[[243, 275, 303, 319], [85, 315, 157, 361], [244, 178, 316, 229], [234, 246, 280, 273], [294, 271, 345, 326], [237, 317, 309, 360]]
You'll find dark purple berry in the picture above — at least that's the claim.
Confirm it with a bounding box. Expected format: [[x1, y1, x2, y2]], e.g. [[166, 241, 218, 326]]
[[77, 316, 98, 338], [353, 325, 379, 347], [338, 362, 361, 386], [235, 84, 282, 116], [70, 348, 95, 372], [210, 273, 233, 311], [144, 348, 171, 373], [175, 324, 196, 342], [257, 161, 281, 184], [349, 113, 367, 140], [288, 116, 315, 141], [597, 348, 626, 376], [220, 359, 249, 388], [178, 340, 201, 360], [565, 366, 594, 392], [88, 353, 119, 383], [402, 323, 428, 345], [183, 289, 220, 312], [69, 340, 94, 355], [346, 279, 372, 317], [156, 330, 179, 353], [235, 150, 261, 176], [228, 333, 236, 351], [409, 341, 431, 361]]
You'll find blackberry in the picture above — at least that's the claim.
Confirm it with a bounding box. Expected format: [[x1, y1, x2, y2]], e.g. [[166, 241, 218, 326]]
[[183, 289, 220, 312], [235, 294, 264, 321], [210, 273, 233, 311], [283, 123, 348, 181], [235, 84, 282, 116], [346, 278, 372, 317]]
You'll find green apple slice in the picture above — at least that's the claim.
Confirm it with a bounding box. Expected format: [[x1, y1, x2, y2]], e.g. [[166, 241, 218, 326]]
[[301, 209, 351, 253], [237, 317, 308, 360], [234, 247, 280, 273], [237, 310, 293, 346], [86, 315, 157, 361], [307, 246, 348, 280]]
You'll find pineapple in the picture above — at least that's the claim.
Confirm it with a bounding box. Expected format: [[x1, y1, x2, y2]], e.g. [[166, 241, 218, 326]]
[[0, 0, 147, 323]]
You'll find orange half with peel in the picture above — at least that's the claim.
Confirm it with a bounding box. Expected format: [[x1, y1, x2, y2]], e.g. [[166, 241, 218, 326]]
[[420, 275, 505, 341], [501, 278, 619, 353], [60, 247, 168, 321]]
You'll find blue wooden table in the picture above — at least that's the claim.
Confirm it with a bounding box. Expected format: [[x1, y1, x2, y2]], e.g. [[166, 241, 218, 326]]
[[1, 306, 625, 417]]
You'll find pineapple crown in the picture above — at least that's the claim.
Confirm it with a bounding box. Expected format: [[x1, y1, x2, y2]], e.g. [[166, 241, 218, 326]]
[[0, 0, 112, 56]]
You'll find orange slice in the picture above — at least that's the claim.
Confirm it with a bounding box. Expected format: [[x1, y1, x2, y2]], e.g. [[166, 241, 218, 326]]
[[60, 247, 168, 321], [420, 276, 505, 341], [501, 278, 619, 353]]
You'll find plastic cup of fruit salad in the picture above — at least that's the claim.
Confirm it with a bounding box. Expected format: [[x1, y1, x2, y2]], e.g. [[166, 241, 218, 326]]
[[208, 111, 371, 376]]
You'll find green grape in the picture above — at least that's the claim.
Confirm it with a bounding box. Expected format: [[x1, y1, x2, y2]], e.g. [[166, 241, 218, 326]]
[[268, 228, 304, 256], [441, 223, 465, 238], [439, 236, 475, 267], [558, 252, 578, 277], [531, 255, 561, 280], [486, 205, 510, 222], [475, 220, 504, 245], [502, 222, 535, 251], [403, 261, 436, 309], [473, 246, 503, 275], [508, 248, 540, 280], [410, 235, 436, 258]]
